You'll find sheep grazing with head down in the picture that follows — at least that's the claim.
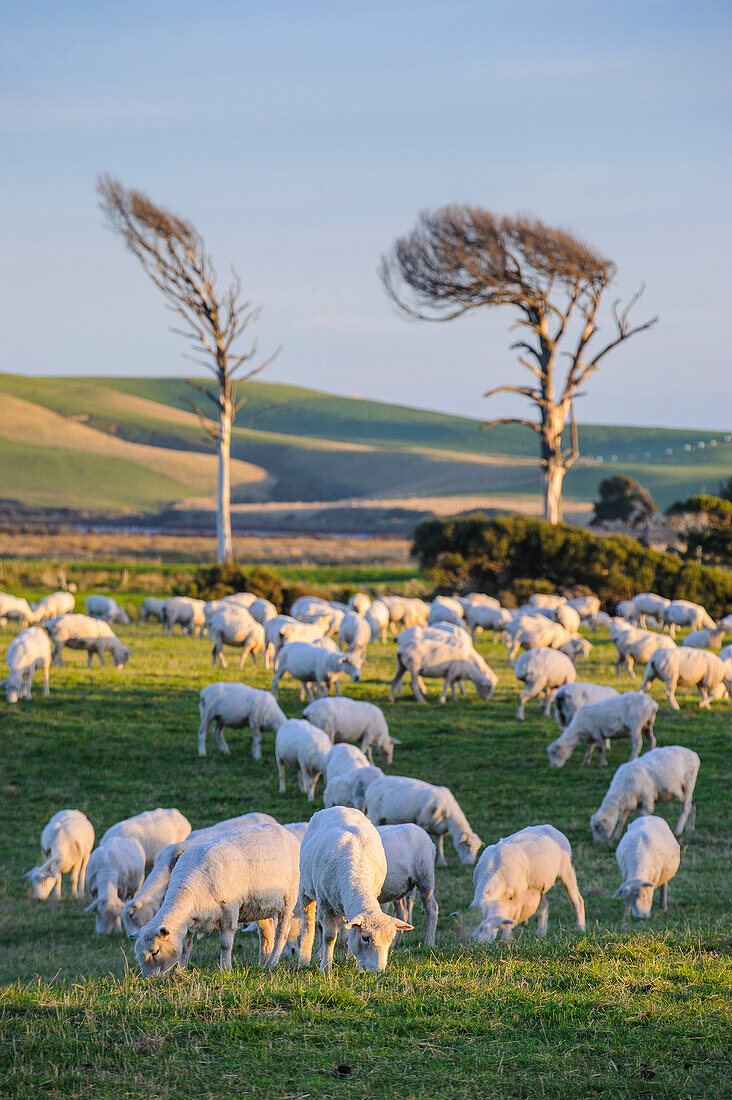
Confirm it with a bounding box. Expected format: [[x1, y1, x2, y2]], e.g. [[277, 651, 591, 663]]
[[682, 627, 727, 650], [324, 743, 371, 783], [365, 775, 482, 867], [590, 746, 700, 842], [160, 596, 205, 636], [271, 641, 361, 701], [298, 807, 413, 973], [85, 595, 130, 625], [662, 599, 715, 638], [275, 719, 332, 801], [553, 682, 619, 730], [338, 611, 373, 659], [197, 682, 286, 758], [613, 816, 680, 919], [100, 808, 191, 870], [388, 628, 497, 704], [514, 647, 577, 721], [323, 765, 385, 813], [471, 825, 585, 943], [3, 626, 52, 703], [23, 809, 95, 900], [566, 595, 601, 630], [641, 647, 732, 710], [303, 697, 398, 765], [632, 593, 670, 629], [547, 691, 658, 767], [46, 614, 131, 670], [135, 823, 301, 974], [85, 836, 146, 934], [377, 824, 439, 947], [610, 624, 676, 679], [465, 603, 513, 643], [0, 593, 38, 628]]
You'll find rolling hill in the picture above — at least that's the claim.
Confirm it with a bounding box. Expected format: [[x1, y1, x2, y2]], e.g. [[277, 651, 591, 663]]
[[0, 373, 729, 528]]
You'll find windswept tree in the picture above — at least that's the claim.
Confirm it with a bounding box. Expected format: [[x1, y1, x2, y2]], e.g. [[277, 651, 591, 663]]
[[381, 207, 657, 523], [97, 175, 279, 564]]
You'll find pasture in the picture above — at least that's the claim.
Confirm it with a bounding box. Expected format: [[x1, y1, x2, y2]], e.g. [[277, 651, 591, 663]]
[[1, 595, 731, 1098]]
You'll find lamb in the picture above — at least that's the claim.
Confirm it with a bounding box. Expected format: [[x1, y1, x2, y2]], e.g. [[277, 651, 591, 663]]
[[641, 646, 732, 710], [611, 624, 676, 678], [338, 610, 372, 658], [275, 719, 332, 800], [365, 775, 482, 866], [465, 603, 513, 642], [471, 825, 585, 942], [139, 597, 165, 623], [3, 626, 52, 703], [46, 614, 131, 670], [85, 595, 130, 625], [613, 816, 680, 919], [100, 808, 191, 869], [547, 691, 658, 767], [33, 591, 75, 621], [365, 600, 390, 643], [663, 599, 716, 638], [323, 765, 385, 813], [590, 746, 700, 842], [514, 647, 577, 721], [197, 682, 286, 758], [324, 743, 371, 783], [553, 682, 619, 730], [682, 627, 727, 650], [23, 809, 95, 900], [303, 697, 398, 764], [0, 593, 37, 628], [298, 807, 412, 973], [377, 824, 439, 946], [388, 630, 497, 704], [85, 836, 146, 934], [567, 595, 601, 629], [632, 593, 670, 629], [135, 823, 301, 973], [160, 596, 205, 636], [348, 592, 372, 616], [271, 641, 361, 701], [121, 812, 277, 934], [209, 604, 265, 668]]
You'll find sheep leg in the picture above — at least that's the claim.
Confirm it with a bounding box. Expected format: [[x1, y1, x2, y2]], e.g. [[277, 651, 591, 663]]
[[629, 727, 643, 760], [218, 912, 238, 970], [268, 902, 295, 968], [250, 725, 262, 761], [643, 722, 657, 752], [435, 835, 447, 867], [238, 646, 250, 670], [581, 742, 596, 766], [54, 873, 63, 900], [612, 809, 631, 840], [216, 646, 228, 669], [179, 931, 195, 969], [270, 670, 282, 697], [409, 671, 427, 704], [277, 757, 287, 794], [307, 771, 322, 802], [214, 719, 230, 757], [302, 682, 316, 703], [517, 680, 541, 721], [197, 716, 209, 756], [87, 652, 94, 669], [421, 886, 438, 947], [319, 910, 339, 973], [658, 883, 668, 911], [298, 898, 317, 967], [52, 644, 65, 668], [676, 798, 694, 835], [537, 895, 549, 937], [697, 685, 711, 710], [559, 860, 586, 932], [542, 689, 556, 719], [78, 853, 90, 897], [69, 863, 81, 899], [388, 658, 407, 702], [257, 919, 275, 965], [42, 660, 50, 696], [626, 656, 636, 680]]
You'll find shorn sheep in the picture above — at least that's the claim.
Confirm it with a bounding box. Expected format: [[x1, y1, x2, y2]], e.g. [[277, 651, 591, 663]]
[[3, 626, 52, 703], [590, 746, 700, 842], [100, 808, 191, 870], [23, 809, 95, 900], [553, 682, 619, 730], [471, 824, 585, 942], [85, 595, 130, 625], [302, 697, 398, 764], [197, 683, 286, 758], [613, 816, 680, 919], [275, 719, 332, 801], [271, 642, 361, 701], [388, 630, 497, 704], [514, 647, 577, 721], [641, 647, 732, 710], [365, 775, 483, 867], [547, 692, 658, 767], [377, 823, 439, 947], [85, 836, 146, 934], [46, 614, 130, 670]]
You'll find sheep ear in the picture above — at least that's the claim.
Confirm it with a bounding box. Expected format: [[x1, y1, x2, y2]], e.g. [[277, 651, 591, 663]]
[[158, 926, 170, 938], [343, 915, 364, 929], [85, 900, 100, 914], [22, 868, 37, 880], [390, 737, 402, 745], [392, 919, 413, 931], [612, 886, 625, 899], [641, 881, 655, 889], [501, 918, 517, 927]]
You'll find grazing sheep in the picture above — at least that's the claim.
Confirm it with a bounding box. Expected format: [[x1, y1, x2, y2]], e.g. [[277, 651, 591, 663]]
[[324, 743, 371, 783], [338, 610, 372, 658], [613, 816, 680, 919], [323, 765, 385, 813], [471, 825, 585, 942], [3, 626, 52, 703], [567, 596, 601, 629], [349, 592, 372, 616], [365, 775, 482, 867], [303, 697, 398, 764], [377, 824, 439, 946], [0, 593, 37, 628], [209, 604, 265, 669], [428, 596, 465, 628], [615, 599, 637, 622], [388, 630, 497, 704], [85, 836, 146, 934], [682, 627, 727, 650], [378, 595, 431, 631], [121, 813, 278, 934], [290, 595, 332, 620], [135, 823, 301, 974], [247, 597, 277, 625], [46, 614, 131, 670], [139, 597, 165, 623], [271, 641, 361, 701], [465, 603, 513, 642], [365, 600, 390, 643], [298, 807, 413, 973], [590, 746, 700, 842], [641, 647, 732, 710], [506, 618, 589, 665], [632, 593, 670, 629], [160, 596, 205, 636], [85, 595, 130, 625], [23, 809, 95, 900], [553, 682, 619, 730], [514, 647, 577, 721], [663, 599, 715, 638], [275, 719, 332, 800], [100, 808, 191, 870], [611, 624, 676, 679], [529, 594, 566, 610], [33, 591, 75, 621], [459, 593, 501, 610], [547, 692, 658, 767], [197, 682, 286, 759]]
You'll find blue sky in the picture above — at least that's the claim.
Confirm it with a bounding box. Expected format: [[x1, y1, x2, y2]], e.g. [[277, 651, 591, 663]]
[[2, 1, 730, 429]]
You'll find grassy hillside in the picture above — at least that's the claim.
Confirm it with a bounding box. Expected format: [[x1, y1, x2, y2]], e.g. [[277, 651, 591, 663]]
[[0, 373, 728, 519]]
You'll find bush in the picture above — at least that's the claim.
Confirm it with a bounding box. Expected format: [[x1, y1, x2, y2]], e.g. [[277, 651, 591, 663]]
[[666, 495, 732, 566], [412, 513, 732, 617], [592, 475, 656, 525], [174, 564, 311, 611]]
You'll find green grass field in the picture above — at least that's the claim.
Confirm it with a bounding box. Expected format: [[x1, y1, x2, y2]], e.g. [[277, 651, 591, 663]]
[[1, 593, 730, 1098]]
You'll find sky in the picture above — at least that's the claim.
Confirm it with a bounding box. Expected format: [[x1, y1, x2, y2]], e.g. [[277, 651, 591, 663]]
[[1, 1, 730, 430]]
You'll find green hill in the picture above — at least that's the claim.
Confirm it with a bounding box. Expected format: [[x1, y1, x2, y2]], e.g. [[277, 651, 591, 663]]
[[0, 373, 728, 523]]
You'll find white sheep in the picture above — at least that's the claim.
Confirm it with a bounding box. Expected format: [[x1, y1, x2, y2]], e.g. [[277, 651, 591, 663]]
[[303, 697, 398, 765], [121, 812, 278, 934], [567, 595, 601, 629], [135, 823, 301, 973], [46, 614, 131, 670], [348, 592, 372, 616], [514, 647, 577, 721], [23, 809, 95, 899], [529, 594, 566, 610], [611, 624, 676, 678], [428, 596, 465, 628], [85, 595, 130, 625], [506, 618, 590, 664], [378, 595, 431, 631], [197, 682, 286, 759], [298, 806, 413, 973], [365, 775, 482, 867], [465, 603, 513, 642], [613, 816, 680, 919], [0, 593, 37, 628], [271, 641, 361, 701], [100, 808, 191, 869], [553, 682, 619, 730], [247, 597, 278, 625], [547, 691, 658, 767], [209, 604, 265, 668], [527, 603, 581, 633], [33, 591, 75, 621], [663, 599, 715, 637], [721, 643, 732, 665], [338, 610, 372, 658], [161, 596, 205, 636], [324, 743, 371, 783], [682, 627, 727, 650], [615, 599, 637, 622], [275, 719, 332, 800], [290, 595, 332, 619], [139, 596, 165, 622], [632, 593, 670, 629], [471, 824, 585, 942], [641, 646, 732, 709], [323, 765, 385, 812], [459, 593, 501, 610], [85, 836, 146, 934], [377, 823, 439, 946], [365, 600, 390, 643], [3, 626, 52, 703], [388, 630, 497, 704], [590, 746, 700, 842]]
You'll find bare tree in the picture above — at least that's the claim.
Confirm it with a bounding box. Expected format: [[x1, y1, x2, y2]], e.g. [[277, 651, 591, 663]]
[[97, 175, 279, 563], [381, 207, 657, 523]]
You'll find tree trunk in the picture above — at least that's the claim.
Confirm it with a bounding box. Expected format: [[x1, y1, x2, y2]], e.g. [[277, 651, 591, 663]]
[[217, 404, 233, 565], [543, 459, 566, 524]]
